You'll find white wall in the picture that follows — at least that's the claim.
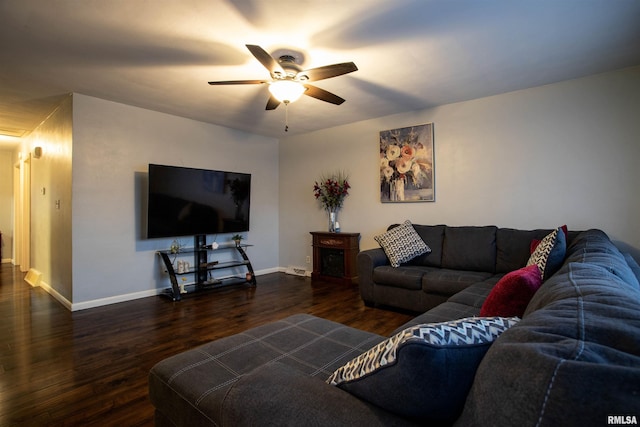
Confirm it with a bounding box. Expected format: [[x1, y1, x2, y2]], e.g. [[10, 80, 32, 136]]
[[25, 95, 74, 299], [279, 67, 640, 269], [0, 149, 15, 262], [71, 94, 279, 308], [21, 66, 640, 310]]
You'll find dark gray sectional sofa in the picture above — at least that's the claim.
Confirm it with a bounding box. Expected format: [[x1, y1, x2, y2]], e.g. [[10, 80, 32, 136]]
[[358, 224, 577, 313], [148, 227, 640, 426]]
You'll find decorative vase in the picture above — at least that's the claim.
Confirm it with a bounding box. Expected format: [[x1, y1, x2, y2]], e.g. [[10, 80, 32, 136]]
[[328, 209, 338, 232], [390, 177, 406, 201]]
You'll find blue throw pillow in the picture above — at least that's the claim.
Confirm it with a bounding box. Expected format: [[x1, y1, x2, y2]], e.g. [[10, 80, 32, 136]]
[[527, 226, 567, 280], [327, 317, 520, 422]]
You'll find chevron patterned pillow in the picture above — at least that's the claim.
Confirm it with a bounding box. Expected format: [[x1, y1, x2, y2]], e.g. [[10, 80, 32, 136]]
[[526, 226, 567, 280], [327, 316, 520, 421], [374, 220, 431, 267]]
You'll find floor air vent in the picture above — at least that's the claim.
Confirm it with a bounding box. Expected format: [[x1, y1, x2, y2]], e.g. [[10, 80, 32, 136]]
[[285, 266, 308, 277]]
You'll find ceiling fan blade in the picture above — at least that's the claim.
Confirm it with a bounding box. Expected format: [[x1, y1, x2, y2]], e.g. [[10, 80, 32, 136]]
[[265, 95, 281, 110], [303, 84, 346, 105], [208, 79, 267, 85], [298, 62, 358, 82], [246, 44, 285, 76]]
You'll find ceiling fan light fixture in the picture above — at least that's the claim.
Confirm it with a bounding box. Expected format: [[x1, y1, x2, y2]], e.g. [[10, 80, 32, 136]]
[[268, 80, 305, 103]]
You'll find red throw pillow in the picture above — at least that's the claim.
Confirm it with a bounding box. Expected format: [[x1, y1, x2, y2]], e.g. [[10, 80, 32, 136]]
[[480, 265, 543, 317]]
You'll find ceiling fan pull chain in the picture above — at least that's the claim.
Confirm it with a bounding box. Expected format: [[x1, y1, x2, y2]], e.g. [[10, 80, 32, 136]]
[[284, 100, 290, 132]]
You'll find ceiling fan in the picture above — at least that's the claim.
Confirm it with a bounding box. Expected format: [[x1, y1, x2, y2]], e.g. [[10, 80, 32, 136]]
[[208, 44, 358, 110]]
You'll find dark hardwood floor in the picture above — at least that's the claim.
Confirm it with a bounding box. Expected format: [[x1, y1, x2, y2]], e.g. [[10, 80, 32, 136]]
[[0, 264, 412, 426]]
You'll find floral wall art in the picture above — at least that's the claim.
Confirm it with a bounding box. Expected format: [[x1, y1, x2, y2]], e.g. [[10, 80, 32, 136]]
[[379, 123, 434, 202]]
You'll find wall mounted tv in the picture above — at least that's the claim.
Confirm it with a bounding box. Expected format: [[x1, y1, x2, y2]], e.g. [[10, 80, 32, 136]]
[[147, 164, 251, 239]]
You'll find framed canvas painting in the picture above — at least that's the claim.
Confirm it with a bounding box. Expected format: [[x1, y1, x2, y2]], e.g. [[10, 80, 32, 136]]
[[379, 123, 434, 202]]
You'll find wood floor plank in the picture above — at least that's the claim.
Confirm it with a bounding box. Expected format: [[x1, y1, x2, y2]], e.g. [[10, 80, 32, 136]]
[[0, 264, 412, 426]]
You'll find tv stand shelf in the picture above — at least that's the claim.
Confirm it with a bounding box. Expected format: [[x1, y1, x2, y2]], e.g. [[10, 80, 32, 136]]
[[157, 236, 256, 301]]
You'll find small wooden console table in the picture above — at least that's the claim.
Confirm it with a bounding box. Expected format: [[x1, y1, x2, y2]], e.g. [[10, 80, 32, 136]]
[[310, 231, 360, 285]]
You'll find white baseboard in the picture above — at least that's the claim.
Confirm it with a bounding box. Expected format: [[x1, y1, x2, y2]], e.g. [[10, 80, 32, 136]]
[[64, 267, 283, 311], [38, 280, 73, 311], [36, 277, 164, 311], [71, 289, 161, 311]]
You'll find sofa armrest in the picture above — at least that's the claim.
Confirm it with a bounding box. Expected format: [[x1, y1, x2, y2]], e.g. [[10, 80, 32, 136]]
[[222, 362, 417, 427], [357, 248, 389, 305]]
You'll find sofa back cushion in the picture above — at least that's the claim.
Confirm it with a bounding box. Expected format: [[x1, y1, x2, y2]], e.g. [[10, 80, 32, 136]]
[[406, 224, 445, 267], [563, 229, 640, 290], [495, 228, 553, 273], [456, 230, 640, 427], [441, 226, 497, 272], [458, 265, 640, 427], [624, 253, 640, 288], [375, 220, 432, 267]]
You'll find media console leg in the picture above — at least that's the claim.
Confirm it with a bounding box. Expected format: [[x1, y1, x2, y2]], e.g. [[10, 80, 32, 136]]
[[236, 246, 257, 286], [159, 252, 182, 301]]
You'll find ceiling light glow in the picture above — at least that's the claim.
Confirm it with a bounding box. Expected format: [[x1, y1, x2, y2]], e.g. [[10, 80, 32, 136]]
[[268, 80, 306, 103]]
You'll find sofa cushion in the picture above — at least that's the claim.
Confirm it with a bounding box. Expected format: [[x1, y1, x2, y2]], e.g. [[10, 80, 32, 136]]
[[372, 265, 431, 290], [495, 228, 553, 273], [624, 253, 640, 288], [393, 301, 484, 334], [374, 220, 431, 267], [565, 229, 618, 260], [447, 279, 501, 309], [441, 226, 497, 272], [577, 253, 640, 290], [327, 316, 520, 422], [407, 224, 445, 267], [526, 227, 566, 280], [562, 230, 640, 291], [396, 281, 501, 333], [458, 258, 640, 427], [479, 264, 542, 317], [422, 269, 494, 295]]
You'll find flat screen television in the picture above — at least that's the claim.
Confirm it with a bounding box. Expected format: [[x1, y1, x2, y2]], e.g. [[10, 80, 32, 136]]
[[147, 164, 251, 238]]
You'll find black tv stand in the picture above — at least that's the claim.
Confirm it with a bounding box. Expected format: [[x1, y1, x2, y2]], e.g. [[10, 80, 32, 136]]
[[157, 235, 256, 301]]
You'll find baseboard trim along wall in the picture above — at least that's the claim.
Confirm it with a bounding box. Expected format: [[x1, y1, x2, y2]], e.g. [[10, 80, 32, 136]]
[[38, 280, 73, 311], [38, 267, 282, 311]]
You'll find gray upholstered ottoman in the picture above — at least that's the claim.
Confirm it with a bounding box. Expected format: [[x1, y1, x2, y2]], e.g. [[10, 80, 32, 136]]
[[148, 314, 416, 427]]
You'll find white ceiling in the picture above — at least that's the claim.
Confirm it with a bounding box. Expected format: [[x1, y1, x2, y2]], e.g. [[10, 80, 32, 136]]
[[1, 0, 640, 148]]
